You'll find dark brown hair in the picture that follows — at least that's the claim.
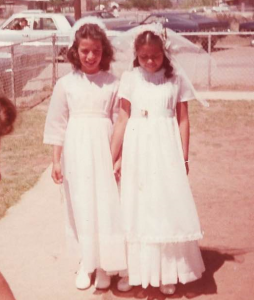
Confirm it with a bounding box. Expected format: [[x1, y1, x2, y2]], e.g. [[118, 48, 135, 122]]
[[0, 96, 17, 137], [133, 31, 174, 79], [67, 24, 114, 71]]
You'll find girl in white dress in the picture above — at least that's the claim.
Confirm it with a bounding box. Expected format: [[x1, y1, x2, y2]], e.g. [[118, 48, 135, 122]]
[[111, 26, 205, 295], [44, 18, 126, 290]]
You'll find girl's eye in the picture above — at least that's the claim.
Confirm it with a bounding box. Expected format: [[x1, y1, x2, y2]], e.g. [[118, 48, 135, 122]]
[[81, 50, 101, 55], [139, 54, 162, 60]]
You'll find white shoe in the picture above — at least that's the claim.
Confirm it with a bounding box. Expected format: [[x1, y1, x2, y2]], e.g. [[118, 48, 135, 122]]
[[159, 284, 176, 295], [75, 264, 91, 290], [94, 269, 111, 289], [117, 277, 132, 292]]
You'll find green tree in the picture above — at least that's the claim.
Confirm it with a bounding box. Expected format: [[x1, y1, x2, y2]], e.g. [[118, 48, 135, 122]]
[[180, 0, 216, 9], [159, 0, 173, 9], [130, 0, 156, 10]]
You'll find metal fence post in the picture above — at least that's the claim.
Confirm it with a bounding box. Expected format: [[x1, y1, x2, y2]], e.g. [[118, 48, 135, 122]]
[[10, 45, 16, 105], [52, 34, 57, 88], [208, 34, 212, 90]]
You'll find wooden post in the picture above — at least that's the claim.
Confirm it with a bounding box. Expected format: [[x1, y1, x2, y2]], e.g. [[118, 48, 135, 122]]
[[52, 34, 57, 88], [208, 34, 212, 89], [10, 45, 16, 105], [74, 0, 81, 20]]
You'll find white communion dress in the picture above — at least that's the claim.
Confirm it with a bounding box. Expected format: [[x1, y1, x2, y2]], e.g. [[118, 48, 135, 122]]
[[118, 67, 205, 288], [44, 70, 126, 273]]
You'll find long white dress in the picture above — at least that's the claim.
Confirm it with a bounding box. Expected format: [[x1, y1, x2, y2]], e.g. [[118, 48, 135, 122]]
[[118, 67, 205, 288], [44, 70, 126, 273]]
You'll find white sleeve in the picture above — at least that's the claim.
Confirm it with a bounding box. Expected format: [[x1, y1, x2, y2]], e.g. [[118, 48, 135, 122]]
[[111, 81, 120, 124], [43, 79, 69, 146], [176, 72, 196, 103], [117, 71, 132, 101]]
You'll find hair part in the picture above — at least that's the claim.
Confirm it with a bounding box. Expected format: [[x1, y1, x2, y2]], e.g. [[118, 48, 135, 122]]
[[133, 31, 174, 79], [0, 96, 17, 137], [67, 23, 114, 71]]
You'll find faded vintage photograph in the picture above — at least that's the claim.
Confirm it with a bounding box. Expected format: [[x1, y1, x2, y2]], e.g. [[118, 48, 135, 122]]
[[0, 0, 253, 299]]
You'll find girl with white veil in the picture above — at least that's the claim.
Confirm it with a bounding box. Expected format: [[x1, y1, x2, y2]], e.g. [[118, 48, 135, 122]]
[[111, 24, 207, 295]]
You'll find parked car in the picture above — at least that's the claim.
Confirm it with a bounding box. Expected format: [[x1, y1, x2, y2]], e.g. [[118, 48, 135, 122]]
[[113, 12, 230, 50], [239, 21, 254, 32], [239, 21, 254, 46], [189, 6, 212, 13], [212, 4, 230, 12], [81, 10, 135, 29], [0, 11, 75, 59]]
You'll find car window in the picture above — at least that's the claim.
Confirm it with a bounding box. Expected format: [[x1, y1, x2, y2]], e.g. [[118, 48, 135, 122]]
[[143, 15, 165, 24], [34, 17, 57, 30], [3, 17, 32, 30], [65, 15, 75, 27], [101, 12, 115, 19]]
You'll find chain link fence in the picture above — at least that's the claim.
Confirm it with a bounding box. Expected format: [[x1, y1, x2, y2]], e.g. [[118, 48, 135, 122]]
[[183, 31, 254, 91], [0, 34, 70, 107], [0, 31, 253, 108]]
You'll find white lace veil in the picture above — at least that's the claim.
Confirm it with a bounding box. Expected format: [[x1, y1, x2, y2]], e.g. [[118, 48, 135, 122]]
[[111, 23, 213, 107], [69, 16, 107, 48]]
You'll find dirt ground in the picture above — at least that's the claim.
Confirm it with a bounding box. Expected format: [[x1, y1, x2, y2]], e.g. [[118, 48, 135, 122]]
[[0, 99, 253, 300]]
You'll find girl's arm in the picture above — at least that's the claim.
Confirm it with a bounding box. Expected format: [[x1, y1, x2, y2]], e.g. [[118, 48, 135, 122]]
[[176, 101, 190, 174], [110, 98, 131, 163], [44, 79, 68, 184], [51, 145, 63, 184]]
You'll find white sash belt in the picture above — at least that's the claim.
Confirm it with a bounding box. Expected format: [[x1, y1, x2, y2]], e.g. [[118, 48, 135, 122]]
[[70, 111, 110, 118], [131, 108, 175, 118]]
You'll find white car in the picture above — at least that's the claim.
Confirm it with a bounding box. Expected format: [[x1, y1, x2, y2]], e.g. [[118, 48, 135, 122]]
[[0, 11, 74, 45], [189, 6, 213, 13], [212, 4, 230, 12]]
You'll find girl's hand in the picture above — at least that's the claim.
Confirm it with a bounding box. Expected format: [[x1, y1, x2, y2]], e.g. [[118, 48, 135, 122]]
[[113, 158, 122, 182], [52, 162, 63, 184]]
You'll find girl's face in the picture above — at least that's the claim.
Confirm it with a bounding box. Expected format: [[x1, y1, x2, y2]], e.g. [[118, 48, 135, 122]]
[[137, 43, 164, 73], [78, 38, 103, 74]]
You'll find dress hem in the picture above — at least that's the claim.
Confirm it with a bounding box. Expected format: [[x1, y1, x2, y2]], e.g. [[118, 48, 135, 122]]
[[126, 232, 204, 243]]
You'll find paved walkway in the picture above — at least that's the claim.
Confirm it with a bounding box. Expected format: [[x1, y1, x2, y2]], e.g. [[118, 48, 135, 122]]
[[197, 91, 254, 101], [0, 163, 253, 299]]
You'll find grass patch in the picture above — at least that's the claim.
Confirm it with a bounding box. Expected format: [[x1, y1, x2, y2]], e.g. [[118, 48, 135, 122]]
[[0, 101, 51, 218], [189, 99, 254, 136]]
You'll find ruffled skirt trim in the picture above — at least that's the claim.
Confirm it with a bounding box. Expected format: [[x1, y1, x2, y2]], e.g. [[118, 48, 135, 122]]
[[122, 241, 205, 288]]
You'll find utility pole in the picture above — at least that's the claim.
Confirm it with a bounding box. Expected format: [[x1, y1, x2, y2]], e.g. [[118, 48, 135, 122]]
[[74, 0, 82, 20], [157, 0, 160, 9]]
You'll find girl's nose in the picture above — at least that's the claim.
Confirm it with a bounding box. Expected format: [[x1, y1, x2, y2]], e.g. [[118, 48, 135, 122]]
[[147, 58, 153, 64], [87, 51, 95, 60]]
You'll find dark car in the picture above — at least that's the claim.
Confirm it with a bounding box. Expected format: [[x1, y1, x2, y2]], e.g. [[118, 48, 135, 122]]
[[81, 10, 135, 29], [172, 12, 229, 32], [238, 21, 254, 46], [113, 12, 230, 50], [112, 13, 198, 32], [239, 21, 254, 32]]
